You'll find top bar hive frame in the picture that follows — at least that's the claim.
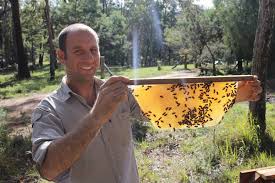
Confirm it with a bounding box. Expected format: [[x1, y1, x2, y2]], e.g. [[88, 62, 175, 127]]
[[129, 75, 255, 85]]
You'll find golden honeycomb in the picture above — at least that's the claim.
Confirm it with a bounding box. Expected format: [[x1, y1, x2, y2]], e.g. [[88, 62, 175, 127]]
[[132, 82, 237, 130]]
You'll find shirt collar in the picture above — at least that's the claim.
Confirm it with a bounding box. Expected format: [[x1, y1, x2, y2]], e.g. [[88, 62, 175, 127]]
[[58, 76, 103, 102]]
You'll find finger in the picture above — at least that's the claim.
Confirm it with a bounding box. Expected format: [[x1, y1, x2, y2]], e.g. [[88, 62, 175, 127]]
[[253, 88, 263, 99], [251, 83, 263, 92], [98, 89, 127, 107], [247, 80, 261, 86], [112, 89, 128, 102], [101, 84, 128, 102], [113, 89, 128, 99], [100, 79, 128, 92], [111, 85, 128, 96], [101, 83, 128, 98], [237, 81, 246, 88], [253, 86, 263, 94], [101, 76, 130, 88], [251, 94, 261, 102], [252, 75, 258, 80], [101, 81, 128, 93], [109, 76, 130, 84]]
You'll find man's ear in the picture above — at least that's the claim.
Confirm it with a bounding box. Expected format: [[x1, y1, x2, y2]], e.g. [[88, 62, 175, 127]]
[[56, 49, 65, 64]]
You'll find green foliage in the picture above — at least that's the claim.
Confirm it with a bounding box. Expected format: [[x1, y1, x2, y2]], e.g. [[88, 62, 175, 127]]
[[53, 0, 101, 32], [164, 1, 225, 72], [21, 0, 47, 63], [99, 11, 129, 66], [216, 0, 259, 61], [0, 122, 37, 181], [0, 108, 7, 124]]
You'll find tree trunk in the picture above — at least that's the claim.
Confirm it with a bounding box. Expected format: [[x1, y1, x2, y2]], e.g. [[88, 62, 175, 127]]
[[0, 20, 2, 51], [184, 53, 188, 70], [249, 0, 275, 148], [237, 60, 243, 72], [267, 59, 275, 79], [101, 0, 107, 14], [45, 0, 55, 80], [39, 52, 44, 67], [31, 40, 35, 69], [268, 26, 275, 79], [0, 0, 8, 67], [10, 0, 30, 79], [39, 42, 44, 67], [205, 44, 216, 76], [168, 47, 171, 65], [3, 29, 10, 67]]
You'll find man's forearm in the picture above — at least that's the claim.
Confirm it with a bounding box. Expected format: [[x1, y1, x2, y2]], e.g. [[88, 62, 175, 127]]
[[39, 110, 104, 180]]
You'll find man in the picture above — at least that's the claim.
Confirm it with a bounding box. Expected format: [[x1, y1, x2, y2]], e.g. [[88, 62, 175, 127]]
[[31, 23, 262, 183]]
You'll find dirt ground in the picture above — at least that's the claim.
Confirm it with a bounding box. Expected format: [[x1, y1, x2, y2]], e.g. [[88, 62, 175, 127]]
[[0, 93, 48, 137]]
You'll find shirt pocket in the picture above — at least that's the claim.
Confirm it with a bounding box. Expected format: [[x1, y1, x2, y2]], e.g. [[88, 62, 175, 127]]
[[107, 111, 131, 147]]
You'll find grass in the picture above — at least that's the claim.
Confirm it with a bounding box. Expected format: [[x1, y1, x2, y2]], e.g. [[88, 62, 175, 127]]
[[0, 65, 65, 99], [108, 64, 195, 78], [0, 108, 39, 182], [0, 63, 195, 99], [134, 103, 275, 182]]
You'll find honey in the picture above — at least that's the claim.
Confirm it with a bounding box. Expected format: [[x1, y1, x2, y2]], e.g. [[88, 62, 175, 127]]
[[132, 82, 237, 129]]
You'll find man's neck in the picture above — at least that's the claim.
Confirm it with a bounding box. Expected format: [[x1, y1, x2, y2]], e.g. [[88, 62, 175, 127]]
[[66, 77, 96, 106]]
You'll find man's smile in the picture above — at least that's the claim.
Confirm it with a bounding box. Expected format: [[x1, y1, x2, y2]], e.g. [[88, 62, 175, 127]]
[[80, 66, 93, 70]]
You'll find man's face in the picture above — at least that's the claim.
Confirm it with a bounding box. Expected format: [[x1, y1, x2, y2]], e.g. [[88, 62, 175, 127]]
[[62, 30, 100, 83]]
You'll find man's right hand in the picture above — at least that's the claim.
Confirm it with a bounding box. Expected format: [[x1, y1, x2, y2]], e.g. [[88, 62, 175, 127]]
[[91, 76, 130, 123]]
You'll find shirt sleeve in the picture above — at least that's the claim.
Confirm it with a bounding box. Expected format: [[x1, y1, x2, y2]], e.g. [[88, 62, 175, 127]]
[[31, 103, 65, 166]]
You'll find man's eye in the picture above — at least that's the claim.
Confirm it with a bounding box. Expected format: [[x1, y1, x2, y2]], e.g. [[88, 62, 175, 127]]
[[74, 50, 83, 54], [91, 49, 98, 53]]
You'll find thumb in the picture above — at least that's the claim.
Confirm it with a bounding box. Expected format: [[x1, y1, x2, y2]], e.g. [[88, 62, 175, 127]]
[[237, 81, 246, 88]]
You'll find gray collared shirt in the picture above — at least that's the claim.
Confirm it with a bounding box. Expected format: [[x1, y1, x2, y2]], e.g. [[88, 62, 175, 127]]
[[31, 76, 142, 183]]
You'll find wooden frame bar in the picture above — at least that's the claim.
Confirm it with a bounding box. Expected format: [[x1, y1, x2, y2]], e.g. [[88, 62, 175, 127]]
[[240, 166, 275, 182], [129, 75, 255, 85]]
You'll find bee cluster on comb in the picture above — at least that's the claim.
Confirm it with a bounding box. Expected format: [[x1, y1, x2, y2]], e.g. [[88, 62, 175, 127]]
[[132, 82, 237, 130]]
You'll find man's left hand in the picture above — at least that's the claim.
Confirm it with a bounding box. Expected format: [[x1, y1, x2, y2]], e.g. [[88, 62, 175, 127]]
[[235, 76, 263, 102]]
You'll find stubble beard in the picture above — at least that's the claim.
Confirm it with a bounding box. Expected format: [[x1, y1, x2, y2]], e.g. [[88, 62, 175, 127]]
[[66, 70, 94, 85]]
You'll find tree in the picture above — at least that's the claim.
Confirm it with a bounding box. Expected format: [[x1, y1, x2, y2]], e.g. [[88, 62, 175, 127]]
[[0, 0, 13, 69], [168, 1, 223, 74], [249, 0, 275, 148], [10, 0, 30, 79], [45, 0, 55, 80], [53, 0, 101, 32], [98, 11, 128, 66], [21, 0, 47, 69], [216, 0, 259, 72], [125, 0, 174, 67]]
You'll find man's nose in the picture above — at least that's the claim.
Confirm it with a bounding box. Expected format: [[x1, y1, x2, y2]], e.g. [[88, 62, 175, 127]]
[[83, 51, 94, 62]]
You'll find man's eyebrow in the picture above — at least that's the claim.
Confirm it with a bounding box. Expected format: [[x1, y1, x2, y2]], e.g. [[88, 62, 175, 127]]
[[72, 46, 82, 50], [72, 45, 98, 50]]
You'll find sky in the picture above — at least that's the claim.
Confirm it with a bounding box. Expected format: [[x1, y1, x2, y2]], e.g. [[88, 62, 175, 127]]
[[193, 0, 214, 9], [115, 0, 214, 9]]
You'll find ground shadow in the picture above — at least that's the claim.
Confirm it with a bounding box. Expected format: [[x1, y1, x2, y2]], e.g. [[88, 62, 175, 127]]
[[131, 118, 150, 142]]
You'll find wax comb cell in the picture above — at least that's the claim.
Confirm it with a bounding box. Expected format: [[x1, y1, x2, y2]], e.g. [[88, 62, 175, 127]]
[[132, 82, 237, 129]]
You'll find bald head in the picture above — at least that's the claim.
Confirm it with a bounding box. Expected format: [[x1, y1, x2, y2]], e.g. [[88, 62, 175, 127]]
[[58, 23, 99, 55]]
